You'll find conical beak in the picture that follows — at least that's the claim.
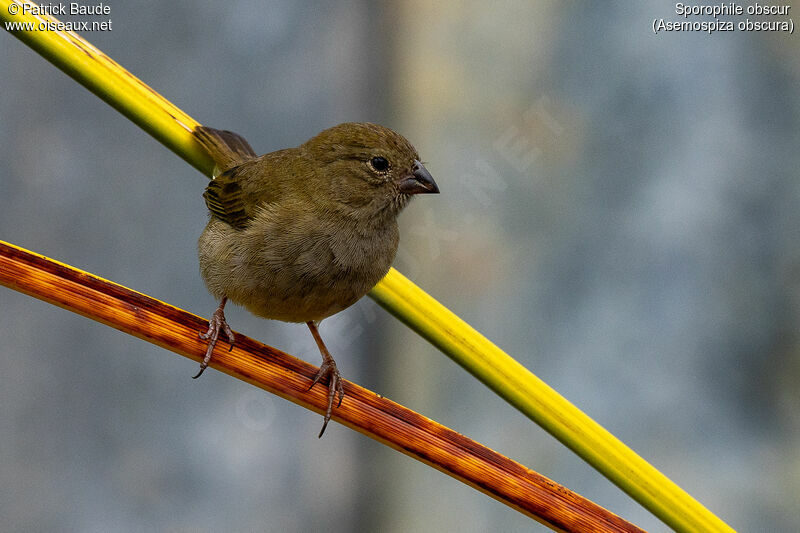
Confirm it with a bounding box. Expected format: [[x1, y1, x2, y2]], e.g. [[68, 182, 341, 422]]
[[397, 160, 439, 194]]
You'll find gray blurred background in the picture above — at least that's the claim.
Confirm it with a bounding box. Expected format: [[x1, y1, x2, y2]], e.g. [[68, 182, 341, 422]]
[[2, 1, 798, 531]]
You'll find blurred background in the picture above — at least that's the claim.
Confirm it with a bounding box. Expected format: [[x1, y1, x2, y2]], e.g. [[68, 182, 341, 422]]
[[2, 1, 799, 531]]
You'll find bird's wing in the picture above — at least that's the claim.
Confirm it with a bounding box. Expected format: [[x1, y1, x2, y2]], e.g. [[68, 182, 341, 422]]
[[203, 148, 304, 229], [195, 126, 310, 228], [202, 165, 252, 228], [195, 125, 265, 228]]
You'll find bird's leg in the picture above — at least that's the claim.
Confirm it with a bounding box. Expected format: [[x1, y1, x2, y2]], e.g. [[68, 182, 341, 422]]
[[306, 320, 345, 437], [194, 297, 235, 379]]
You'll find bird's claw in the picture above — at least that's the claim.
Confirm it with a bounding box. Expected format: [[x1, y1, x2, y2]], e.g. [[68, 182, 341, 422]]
[[194, 305, 235, 379], [308, 359, 345, 437]]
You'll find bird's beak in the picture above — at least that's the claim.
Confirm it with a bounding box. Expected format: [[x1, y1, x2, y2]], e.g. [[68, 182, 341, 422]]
[[396, 160, 439, 194]]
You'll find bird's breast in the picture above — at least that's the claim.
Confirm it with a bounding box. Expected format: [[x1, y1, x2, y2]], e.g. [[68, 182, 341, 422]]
[[198, 214, 399, 323]]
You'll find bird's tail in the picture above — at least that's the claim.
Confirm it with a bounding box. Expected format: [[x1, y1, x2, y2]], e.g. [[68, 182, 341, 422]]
[[193, 126, 257, 175]]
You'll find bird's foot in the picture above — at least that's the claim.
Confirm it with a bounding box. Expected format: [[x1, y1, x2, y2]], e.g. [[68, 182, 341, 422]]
[[307, 358, 345, 438], [194, 301, 234, 379]]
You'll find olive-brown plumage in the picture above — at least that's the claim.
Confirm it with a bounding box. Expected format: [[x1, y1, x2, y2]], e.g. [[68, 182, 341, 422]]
[[193, 122, 438, 435]]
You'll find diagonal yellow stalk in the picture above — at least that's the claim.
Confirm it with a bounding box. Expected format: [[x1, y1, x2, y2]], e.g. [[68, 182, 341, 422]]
[[2, 2, 734, 532]]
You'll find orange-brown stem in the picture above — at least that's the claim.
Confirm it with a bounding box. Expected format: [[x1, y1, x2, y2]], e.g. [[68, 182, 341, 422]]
[[0, 239, 644, 533]]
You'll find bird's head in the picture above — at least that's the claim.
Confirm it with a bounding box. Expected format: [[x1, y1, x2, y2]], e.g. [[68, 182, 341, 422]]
[[301, 122, 438, 222]]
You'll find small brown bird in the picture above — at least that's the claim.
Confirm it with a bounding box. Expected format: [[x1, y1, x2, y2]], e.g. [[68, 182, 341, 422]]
[[193, 122, 439, 436]]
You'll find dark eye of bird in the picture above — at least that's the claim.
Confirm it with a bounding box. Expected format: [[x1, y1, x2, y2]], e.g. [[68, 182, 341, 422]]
[[369, 156, 389, 173]]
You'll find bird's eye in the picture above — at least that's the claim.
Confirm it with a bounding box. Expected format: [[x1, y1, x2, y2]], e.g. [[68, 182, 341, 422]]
[[369, 156, 390, 173]]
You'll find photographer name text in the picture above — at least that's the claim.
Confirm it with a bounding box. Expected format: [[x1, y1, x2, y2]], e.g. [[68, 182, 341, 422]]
[[5, 2, 113, 32]]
